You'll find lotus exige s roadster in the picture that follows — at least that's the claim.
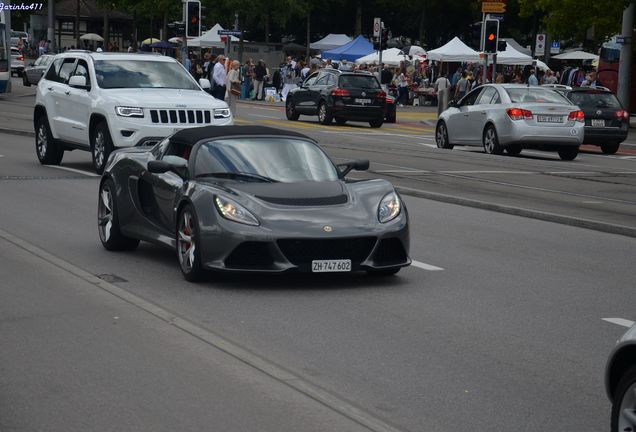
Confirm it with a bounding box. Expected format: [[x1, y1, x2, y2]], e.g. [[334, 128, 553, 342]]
[[97, 125, 410, 281]]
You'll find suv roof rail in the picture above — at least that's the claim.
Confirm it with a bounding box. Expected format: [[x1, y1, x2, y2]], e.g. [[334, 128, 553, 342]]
[[577, 85, 611, 92], [65, 49, 93, 53]]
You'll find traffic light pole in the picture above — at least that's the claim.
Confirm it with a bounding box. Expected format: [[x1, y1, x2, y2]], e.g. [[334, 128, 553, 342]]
[[182, 0, 189, 58]]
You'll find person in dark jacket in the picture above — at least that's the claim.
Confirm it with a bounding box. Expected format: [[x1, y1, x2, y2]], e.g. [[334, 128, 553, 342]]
[[253, 60, 267, 100]]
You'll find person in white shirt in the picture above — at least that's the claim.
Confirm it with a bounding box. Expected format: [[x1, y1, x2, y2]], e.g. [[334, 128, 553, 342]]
[[211, 55, 227, 100], [434, 72, 451, 92]]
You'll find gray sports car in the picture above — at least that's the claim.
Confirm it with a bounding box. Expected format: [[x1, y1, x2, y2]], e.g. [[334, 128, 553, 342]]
[[98, 125, 410, 281]]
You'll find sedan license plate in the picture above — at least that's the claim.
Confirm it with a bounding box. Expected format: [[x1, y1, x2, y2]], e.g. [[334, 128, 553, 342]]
[[355, 98, 372, 105], [537, 115, 564, 123], [311, 259, 351, 273], [591, 119, 605, 127]]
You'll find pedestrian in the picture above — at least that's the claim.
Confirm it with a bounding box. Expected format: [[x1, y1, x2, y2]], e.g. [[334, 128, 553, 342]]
[[396, 70, 409, 106], [241, 58, 254, 99], [281, 56, 299, 102], [300, 61, 310, 81], [433, 72, 451, 106], [581, 70, 603, 88], [253, 59, 267, 100], [211, 55, 227, 101], [380, 63, 392, 93], [227, 60, 241, 117], [325, 59, 334, 69], [454, 71, 470, 99], [527, 68, 539, 86], [450, 67, 462, 92]]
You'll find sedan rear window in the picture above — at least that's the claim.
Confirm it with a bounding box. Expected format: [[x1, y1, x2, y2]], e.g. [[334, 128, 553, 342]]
[[339, 75, 380, 89], [505, 88, 571, 104], [567, 92, 621, 108]]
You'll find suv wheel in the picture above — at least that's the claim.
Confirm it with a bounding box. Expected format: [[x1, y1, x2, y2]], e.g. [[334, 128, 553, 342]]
[[601, 142, 620, 155], [317, 102, 333, 125], [35, 115, 64, 165], [369, 118, 384, 128], [286, 99, 300, 121], [91, 121, 114, 175], [558, 148, 578, 161]]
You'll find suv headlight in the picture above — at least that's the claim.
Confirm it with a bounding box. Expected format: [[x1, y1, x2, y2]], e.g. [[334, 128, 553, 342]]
[[214, 108, 231, 119], [214, 195, 259, 226], [115, 106, 144, 118], [378, 191, 401, 223]]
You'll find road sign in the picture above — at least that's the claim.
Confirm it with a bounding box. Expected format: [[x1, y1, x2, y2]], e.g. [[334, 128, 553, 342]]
[[550, 40, 560, 54], [218, 30, 242, 37], [490, 14, 505, 21], [616, 36, 631, 44], [535, 33, 546, 56], [482, 1, 506, 13], [373, 17, 381, 37]]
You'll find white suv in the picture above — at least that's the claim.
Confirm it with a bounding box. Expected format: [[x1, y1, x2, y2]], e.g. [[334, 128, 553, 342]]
[[34, 51, 232, 173]]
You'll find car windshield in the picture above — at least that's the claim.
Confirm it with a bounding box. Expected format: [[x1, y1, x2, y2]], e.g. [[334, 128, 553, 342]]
[[505, 88, 571, 104], [194, 138, 339, 183], [568, 91, 621, 108], [339, 75, 380, 89], [93, 60, 198, 90]]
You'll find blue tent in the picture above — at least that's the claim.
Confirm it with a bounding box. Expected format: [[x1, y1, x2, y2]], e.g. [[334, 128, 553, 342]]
[[321, 35, 374, 62]]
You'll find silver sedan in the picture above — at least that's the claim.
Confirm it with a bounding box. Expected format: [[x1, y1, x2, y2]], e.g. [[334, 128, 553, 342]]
[[606, 323, 636, 432], [436, 84, 585, 160]]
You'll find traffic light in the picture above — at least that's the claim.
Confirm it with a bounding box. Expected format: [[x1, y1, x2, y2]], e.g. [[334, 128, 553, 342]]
[[483, 19, 499, 54], [381, 28, 389, 47], [497, 40, 507, 52], [186, 0, 201, 38]]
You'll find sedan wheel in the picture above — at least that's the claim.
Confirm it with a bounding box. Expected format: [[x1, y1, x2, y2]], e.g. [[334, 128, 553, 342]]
[[612, 367, 636, 432], [558, 148, 578, 161], [98, 179, 139, 251], [436, 121, 453, 149], [506, 145, 522, 156], [177, 206, 205, 282], [483, 125, 503, 155]]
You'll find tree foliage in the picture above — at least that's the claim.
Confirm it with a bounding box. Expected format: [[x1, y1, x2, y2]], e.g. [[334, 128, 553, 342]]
[[518, 0, 631, 45]]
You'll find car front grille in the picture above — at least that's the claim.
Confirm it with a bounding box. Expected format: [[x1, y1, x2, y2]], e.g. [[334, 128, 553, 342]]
[[149, 109, 212, 124], [256, 195, 348, 206], [225, 242, 275, 269], [277, 237, 376, 266]]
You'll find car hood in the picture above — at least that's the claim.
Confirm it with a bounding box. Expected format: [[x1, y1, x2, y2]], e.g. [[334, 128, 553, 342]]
[[196, 179, 401, 235], [100, 88, 227, 108]]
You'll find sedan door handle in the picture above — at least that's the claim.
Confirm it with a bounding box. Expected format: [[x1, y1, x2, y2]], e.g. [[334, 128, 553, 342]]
[[480, 111, 487, 115], [65, 90, 71, 95], [47, 87, 54, 91]]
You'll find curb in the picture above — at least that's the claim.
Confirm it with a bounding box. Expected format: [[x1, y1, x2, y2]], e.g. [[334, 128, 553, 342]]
[[0, 127, 34, 138], [395, 185, 636, 239]]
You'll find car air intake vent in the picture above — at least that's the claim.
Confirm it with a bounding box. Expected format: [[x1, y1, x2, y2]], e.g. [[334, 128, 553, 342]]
[[256, 194, 348, 206], [277, 237, 376, 266], [372, 238, 407, 266], [225, 242, 275, 269], [150, 109, 212, 124]]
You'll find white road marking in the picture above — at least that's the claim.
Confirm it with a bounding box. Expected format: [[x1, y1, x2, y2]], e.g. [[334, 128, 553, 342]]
[[411, 260, 444, 271], [582, 201, 604, 204], [421, 143, 438, 148], [618, 156, 636, 160], [0, 155, 4, 157], [48, 165, 100, 177], [602, 318, 635, 328], [440, 170, 534, 174], [374, 169, 431, 174]]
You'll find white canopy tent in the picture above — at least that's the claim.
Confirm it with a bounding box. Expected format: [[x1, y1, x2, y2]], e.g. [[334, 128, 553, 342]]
[[496, 43, 532, 64], [355, 48, 406, 66], [310, 34, 352, 51], [188, 23, 240, 48], [552, 50, 599, 61], [427, 37, 480, 62]]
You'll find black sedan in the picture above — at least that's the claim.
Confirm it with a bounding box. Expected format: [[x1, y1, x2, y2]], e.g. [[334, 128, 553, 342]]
[[286, 69, 386, 127], [563, 87, 629, 154], [22, 54, 55, 87], [98, 125, 410, 281]]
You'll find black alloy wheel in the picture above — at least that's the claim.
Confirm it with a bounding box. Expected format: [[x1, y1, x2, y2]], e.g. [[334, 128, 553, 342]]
[[601, 142, 620, 155], [286, 98, 300, 121]]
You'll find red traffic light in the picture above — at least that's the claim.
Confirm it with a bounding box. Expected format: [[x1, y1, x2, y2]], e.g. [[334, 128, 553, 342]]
[[488, 33, 495, 41], [191, 16, 198, 24]]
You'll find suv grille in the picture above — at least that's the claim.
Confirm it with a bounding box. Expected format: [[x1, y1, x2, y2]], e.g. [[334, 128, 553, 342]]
[[149, 109, 212, 124], [277, 237, 376, 266]]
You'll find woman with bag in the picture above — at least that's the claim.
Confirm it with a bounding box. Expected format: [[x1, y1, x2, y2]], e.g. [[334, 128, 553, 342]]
[[227, 60, 241, 117]]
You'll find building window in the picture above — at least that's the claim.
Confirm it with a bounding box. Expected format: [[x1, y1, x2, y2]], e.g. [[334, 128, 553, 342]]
[[61, 22, 74, 32]]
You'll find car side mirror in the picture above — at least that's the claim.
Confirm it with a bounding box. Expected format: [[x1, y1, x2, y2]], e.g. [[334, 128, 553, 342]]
[[199, 78, 211, 90], [448, 99, 457, 108], [149, 156, 189, 179], [337, 159, 369, 177], [68, 75, 88, 89]]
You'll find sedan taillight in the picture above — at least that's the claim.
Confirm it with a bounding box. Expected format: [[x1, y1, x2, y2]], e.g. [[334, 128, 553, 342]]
[[331, 87, 350, 97], [615, 109, 629, 120], [506, 108, 533, 121], [568, 110, 585, 122], [17, 56, 24, 61], [377, 91, 386, 99]]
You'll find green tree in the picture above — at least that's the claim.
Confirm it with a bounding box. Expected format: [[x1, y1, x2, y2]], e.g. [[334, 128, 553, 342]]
[[518, 0, 631, 46]]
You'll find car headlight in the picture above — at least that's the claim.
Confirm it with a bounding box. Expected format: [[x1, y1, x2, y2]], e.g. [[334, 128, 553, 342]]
[[378, 191, 401, 223], [115, 106, 144, 118], [214, 195, 259, 226], [214, 108, 231, 119]]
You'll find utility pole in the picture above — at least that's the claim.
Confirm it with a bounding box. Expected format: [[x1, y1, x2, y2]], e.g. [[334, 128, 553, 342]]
[[618, 1, 634, 112], [5, 0, 11, 92], [48, 0, 56, 53]]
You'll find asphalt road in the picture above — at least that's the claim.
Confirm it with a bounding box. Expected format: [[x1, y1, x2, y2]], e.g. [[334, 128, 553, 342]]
[[1, 131, 635, 432]]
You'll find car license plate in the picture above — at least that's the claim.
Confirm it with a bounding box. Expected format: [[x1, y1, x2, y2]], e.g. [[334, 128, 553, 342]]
[[311, 259, 351, 272], [355, 98, 372, 105], [537, 115, 564, 123], [591, 119, 605, 127]]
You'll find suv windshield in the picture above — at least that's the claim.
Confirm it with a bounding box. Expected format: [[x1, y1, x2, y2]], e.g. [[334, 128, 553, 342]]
[[505, 88, 571, 104], [93, 60, 198, 90], [568, 91, 621, 108], [194, 138, 338, 183], [339, 75, 380, 89]]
